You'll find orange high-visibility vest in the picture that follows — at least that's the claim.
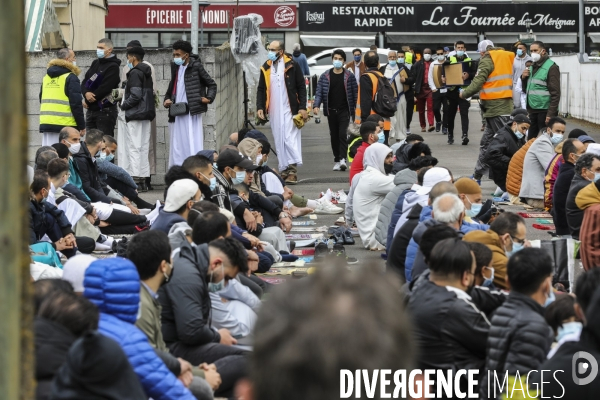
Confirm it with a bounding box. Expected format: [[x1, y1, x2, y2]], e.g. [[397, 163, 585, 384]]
[[479, 50, 515, 101], [355, 71, 391, 130]]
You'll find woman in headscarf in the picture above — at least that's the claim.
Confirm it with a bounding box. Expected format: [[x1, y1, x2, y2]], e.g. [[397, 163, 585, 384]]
[[353, 143, 396, 250]]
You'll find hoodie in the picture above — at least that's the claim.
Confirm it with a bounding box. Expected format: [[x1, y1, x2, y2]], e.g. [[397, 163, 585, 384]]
[[391, 142, 413, 174], [168, 221, 192, 250], [375, 169, 418, 248], [39, 59, 85, 132], [81, 55, 122, 111], [84, 258, 194, 400]]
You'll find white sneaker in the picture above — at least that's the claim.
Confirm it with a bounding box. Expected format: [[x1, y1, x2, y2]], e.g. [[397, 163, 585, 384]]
[[314, 198, 344, 214], [319, 188, 333, 202], [339, 159, 347, 171], [333, 162, 341, 171], [335, 190, 348, 204]]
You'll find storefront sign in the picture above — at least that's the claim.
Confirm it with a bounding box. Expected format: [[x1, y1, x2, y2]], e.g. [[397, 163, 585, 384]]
[[106, 4, 297, 30], [300, 3, 599, 32]]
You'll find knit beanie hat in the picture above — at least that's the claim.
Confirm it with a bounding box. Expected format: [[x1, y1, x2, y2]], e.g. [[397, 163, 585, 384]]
[[454, 177, 481, 195]]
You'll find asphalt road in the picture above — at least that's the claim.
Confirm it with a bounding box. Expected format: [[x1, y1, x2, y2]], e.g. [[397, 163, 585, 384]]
[[140, 105, 600, 270]]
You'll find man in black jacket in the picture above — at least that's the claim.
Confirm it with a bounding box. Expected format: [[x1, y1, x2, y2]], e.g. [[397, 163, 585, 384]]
[[553, 139, 585, 236], [481, 248, 554, 399], [82, 38, 121, 136], [484, 114, 530, 192], [40, 48, 85, 145], [163, 40, 217, 167], [72, 129, 113, 204], [257, 40, 307, 184], [566, 153, 600, 239], [121, 46, 156, 183], [159, 238, 249, 397], [408, 238, 491, 384]]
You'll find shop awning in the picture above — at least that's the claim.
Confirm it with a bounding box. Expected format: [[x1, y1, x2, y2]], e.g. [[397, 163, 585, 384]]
[[590, 34, 600, 43], [386, 32, 477, 45], [25, 0, 66, 52], [300, 34, 375, 47]]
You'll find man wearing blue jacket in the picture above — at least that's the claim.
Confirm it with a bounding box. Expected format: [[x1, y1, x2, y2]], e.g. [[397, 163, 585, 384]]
[[313, 49, 358, 172]]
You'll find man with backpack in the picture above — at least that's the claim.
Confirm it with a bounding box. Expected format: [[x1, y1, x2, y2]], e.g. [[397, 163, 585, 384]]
[[355, 51, 398, 146]]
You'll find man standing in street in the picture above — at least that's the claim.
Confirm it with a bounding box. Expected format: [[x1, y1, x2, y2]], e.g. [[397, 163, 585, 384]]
[[163, 40, 218, 167], [428, 48, 449, 139], [399, 49, 416, 135], [512, 42, 532, 109], [381, 50, 411, 144], [447, 41, 475, 146], [413, 48, 435, 133], [461, 40, 515, 184], [345, 48, 365, 86], [120, 46, 156, 188], [257, 40, 307, 185], [40, 48, 85, 146], [313, 49, 358, 172], [522, 41, 561, 140], [82, 38, 121, 137]]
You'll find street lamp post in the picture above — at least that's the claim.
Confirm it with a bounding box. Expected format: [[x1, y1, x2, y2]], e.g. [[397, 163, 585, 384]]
[[191, 1, 210, 54]]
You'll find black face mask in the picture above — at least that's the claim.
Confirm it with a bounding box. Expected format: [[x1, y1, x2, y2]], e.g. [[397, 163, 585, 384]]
[[384, 163, 393, 174]]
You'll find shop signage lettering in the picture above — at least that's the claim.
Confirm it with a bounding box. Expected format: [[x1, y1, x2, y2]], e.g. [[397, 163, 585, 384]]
[[299, 3, 599, 32]]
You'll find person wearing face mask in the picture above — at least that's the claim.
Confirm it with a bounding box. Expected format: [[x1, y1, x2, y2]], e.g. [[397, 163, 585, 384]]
[[313, 49, 358, 172], [484, 113, 531, 193], [413, 48, 435, 133], [348, 121, 382, 183], [163, 40, 217, 167], [151, 178, 202, 235], [512, 42, 532, 109], [566, 153, 600, 239], [345, 48, 365, 85], [408, 238, 491, 376], [129, 231, 222, 400], [519, 116, 566, 209], [380, 50, 411, 143], [257, 40, 308, 185], [58, 127, 89, 200], [552, 140, 586, 237], [447, 41, 475, 146], [81, 38, 121, 137], [40, 47, 85, 146], [464, 211, 528, 290], [544, 295, 582, 356], [479, 248, 554, 398], [158, 237, 250, 398], [522, 41, 561, 141], [454, 177, 486, 224], [428, 47, 449, 139], [352, 143, 396, 250], [466, 241, 496, 289]]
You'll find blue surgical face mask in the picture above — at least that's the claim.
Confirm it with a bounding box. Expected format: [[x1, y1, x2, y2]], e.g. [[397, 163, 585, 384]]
[[231, 170, 246, 185], [105, 153, 114, 162], [514, 128, 525, 140], [482, 267, 495, 287], [377, 131, 385, 144], [96, 49, 105, 59], [354, 55, 361, 62], [517, 49, 524, 56], [556, 321, 583, 342], [457, 50, 465, 57], [174, 57, 184, 66], [268, 51, 279, 62], [550, 133, 564, 145], [98, 151, 107, 160], [545, 283, 556, 307], [209, 177, 217, 191], [389, 60, 397, 67], [332, 60, 343, 69], [595, 172, 600, 183], [127, 62, 134, 69], [207, 263, 225, 293], [506, 236, 525, 257], [466, 200, 483, 218], [398, 57, 405, 64]]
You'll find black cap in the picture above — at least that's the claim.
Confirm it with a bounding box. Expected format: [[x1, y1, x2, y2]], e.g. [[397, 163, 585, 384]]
[[127, 40, 142, 48], [217, 149, 258, 170], [513, 114, 531, 124]]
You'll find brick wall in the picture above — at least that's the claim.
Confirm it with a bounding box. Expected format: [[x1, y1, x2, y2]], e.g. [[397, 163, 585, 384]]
[[26, 46, 243, 184]]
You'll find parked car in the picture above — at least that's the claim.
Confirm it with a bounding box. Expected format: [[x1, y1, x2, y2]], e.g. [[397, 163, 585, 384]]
[[307, 47, 393, 77]]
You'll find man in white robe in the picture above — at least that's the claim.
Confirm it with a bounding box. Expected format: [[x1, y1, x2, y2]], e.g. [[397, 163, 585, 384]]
[[257, 40, 307, 185], [381, 50, 408, 143]]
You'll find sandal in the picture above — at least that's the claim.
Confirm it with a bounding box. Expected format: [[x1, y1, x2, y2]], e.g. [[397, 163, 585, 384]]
[[285, 173, 298, 185]]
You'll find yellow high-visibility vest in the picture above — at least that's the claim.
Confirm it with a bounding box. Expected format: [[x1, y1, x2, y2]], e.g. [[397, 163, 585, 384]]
[[40, 72, 77, 127]]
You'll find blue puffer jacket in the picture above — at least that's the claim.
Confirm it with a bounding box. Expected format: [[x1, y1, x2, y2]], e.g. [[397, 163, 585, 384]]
[[84, 258, 194, 400], [314, 69, 358, 117], [404, 206, 490, 281]]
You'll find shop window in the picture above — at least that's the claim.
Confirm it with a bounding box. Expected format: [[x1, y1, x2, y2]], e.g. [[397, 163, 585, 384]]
[[111, 32, 159, 48], [160, 32, 208, 48]]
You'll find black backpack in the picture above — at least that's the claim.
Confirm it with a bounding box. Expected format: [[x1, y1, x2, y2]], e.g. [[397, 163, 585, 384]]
[[365, 71, 398, 118]]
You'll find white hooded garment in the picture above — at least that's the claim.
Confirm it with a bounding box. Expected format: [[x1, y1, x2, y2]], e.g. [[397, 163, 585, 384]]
[[353, 143, 396, 250]]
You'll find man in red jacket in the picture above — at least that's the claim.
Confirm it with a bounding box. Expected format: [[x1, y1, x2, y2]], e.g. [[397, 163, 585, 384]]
[[349, 122, 381, 183]]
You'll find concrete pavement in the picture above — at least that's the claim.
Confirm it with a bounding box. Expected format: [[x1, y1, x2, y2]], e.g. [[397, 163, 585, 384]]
[[139, 105, 600, 270]]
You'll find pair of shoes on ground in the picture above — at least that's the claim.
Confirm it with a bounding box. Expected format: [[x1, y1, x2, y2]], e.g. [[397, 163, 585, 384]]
[[328, 226, 355, 245], [333, 159, 347, 171], [281, 170, 298, 185], [319, 188, 347, 204], [314, 238, 358, 264], [314, 197, 344, 214]]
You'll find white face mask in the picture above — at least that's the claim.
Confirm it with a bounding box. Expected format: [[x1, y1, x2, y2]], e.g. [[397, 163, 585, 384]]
[[68, 142, 81, 155], [256, 154, 263, 165], [423, 54, 432, 61], [531, 52, 541, 62]]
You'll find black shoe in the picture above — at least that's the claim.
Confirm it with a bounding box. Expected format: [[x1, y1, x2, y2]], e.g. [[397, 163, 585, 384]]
[[314, 240, 329, 259], [112, 237, 128, 257], [135, 221, 150, 232], [145, 177, 153, 191], [442, 127, 448, 135], [448, 136, 454, 145], [462, 135, 469, 145], [435, 122, 441, 132], [343, 229, 355, 245]]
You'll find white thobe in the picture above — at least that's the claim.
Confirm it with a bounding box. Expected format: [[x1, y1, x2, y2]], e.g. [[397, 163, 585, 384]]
[[383, 64, 408, 141], [42, 132, 60, 146], [168, 64, 204, 167], [269, 58, 302, 171]]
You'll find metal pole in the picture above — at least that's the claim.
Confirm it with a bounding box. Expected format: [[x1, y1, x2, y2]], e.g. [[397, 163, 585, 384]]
[[579, 0, 585, 62], [200, 6, 205, 47], [191, 0, 199, 54]]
